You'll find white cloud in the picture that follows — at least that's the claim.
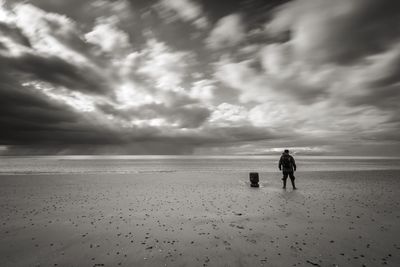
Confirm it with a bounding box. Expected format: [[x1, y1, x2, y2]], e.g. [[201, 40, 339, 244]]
[[115, 82, 157, 108], [206, 14, 246, 49], [248, 103, 295, 129], [0, 34, 28, 57], [209, 103, 249, 127], [213, 49, 396, 145], [22, 80, 96, 112], [0, 0, 13, 24], [214, 57, 277, 103], [137, 39, 193, 92], [161, 0, 201, 21], [85, 16, 131, 55], [157, 0, 209, 29], [91, 0, 132, 21], [189, 79, 217, 103], [131, 118, 170, 128], [260, 43, 294, 78], [12, 4, 89, 64], [193, 16, 209, 29], [0, 2, 92, 66]]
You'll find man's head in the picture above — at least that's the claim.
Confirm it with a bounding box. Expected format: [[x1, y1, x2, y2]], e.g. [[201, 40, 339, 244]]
[[284, 149, 289, 154]]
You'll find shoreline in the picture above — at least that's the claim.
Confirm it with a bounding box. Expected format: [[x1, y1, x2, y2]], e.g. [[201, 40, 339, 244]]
[[1, 168, 400, 176]]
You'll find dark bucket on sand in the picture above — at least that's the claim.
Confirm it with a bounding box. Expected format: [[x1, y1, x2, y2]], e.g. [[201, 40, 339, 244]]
[[249, 172, 259, 187]]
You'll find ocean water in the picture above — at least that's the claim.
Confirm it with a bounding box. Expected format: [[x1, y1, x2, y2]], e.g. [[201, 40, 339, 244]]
[[0, 155, 399, 175]]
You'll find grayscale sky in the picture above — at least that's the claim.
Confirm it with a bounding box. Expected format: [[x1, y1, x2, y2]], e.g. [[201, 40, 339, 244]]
[[0, 0, 399, 155]]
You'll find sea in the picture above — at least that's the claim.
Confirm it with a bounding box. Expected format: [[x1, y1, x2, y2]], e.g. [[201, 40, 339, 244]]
[[0, 155, 399, 175]]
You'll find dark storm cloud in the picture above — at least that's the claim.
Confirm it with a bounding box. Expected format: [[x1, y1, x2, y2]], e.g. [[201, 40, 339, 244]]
[[0, 62, 124, 151], [22, 0, 138, 30], [0, 72, 127, 149], [0, 22, 31, 47], [0, 2, 113, 95], [346, 84, 400, 110], [200, 0, 288, 24], [143, 125, 277, 147], [367, 52, 400, 90], [0, 75, 80, 145], [268, 0, 400, 64], [24, 0, 153, 52], [237, 0, 400, 110], [98, 102, 211, 129], [2, 53, 109, 95], [201, 125, 278, 144], [0, 1, 214, 154]]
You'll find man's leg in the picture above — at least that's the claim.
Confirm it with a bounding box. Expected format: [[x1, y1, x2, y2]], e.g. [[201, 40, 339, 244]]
[[282, 172, 288, 189], [289, 172, 296, 189]]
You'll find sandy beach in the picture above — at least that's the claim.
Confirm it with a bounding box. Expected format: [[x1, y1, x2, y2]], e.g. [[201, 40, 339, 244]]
[[1, 170, 399, 267]]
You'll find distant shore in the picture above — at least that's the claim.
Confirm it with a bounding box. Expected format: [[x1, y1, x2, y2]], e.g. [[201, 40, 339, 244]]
[[1, 155, 400, 175], [1, 170, 399, 266]]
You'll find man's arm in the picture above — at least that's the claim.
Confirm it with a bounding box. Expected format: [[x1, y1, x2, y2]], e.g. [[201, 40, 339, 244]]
[[291, 156, 296, 171], [278, 157, 282, 170]]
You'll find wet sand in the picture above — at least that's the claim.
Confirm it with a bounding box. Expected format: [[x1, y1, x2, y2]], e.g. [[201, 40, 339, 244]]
[[1, 170, 399, 266]]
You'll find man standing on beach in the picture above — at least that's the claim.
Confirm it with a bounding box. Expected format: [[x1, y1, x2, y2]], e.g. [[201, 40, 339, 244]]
[[279, 149, 297, 189]]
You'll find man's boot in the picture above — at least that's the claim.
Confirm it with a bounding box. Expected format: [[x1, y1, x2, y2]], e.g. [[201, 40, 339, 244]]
[[282, 178, 287, 189], [291, 179, 297, 190]]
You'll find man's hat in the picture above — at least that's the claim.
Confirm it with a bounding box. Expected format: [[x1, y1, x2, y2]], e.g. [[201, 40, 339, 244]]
[[284, 149, 289, 153]]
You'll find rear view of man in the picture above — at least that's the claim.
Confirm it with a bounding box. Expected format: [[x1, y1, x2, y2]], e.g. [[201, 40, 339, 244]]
[[279, 149, 297, 189]]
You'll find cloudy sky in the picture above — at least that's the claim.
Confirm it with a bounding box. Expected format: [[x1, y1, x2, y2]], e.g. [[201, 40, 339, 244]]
[[0, 0, 399, 156]]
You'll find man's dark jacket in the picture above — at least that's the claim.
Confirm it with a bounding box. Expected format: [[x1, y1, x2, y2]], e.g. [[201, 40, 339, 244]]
[[279, 153, 296, 173]]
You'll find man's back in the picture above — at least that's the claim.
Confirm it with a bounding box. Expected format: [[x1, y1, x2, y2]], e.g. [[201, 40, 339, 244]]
[[279, 153, 296, 172]]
